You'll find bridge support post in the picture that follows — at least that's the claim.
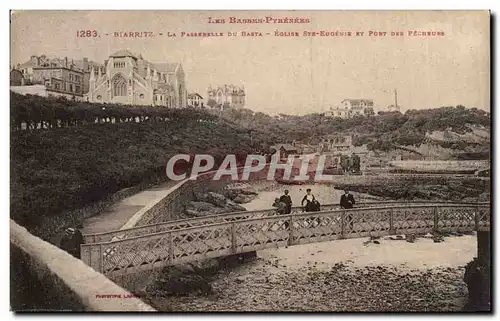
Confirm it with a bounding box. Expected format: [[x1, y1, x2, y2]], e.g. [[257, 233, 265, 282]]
[[474, 205, 480, 230], [288, 215, 294, 246], [340, 211, 346, 239], [231, 223, 237, 254], [169, 232, 174, 264], [99, 244, 104, 273], [433, 206, 439, 234], [389, 208, 395, 235]]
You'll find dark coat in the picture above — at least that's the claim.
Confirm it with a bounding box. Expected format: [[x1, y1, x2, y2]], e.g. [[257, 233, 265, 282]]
[[279, 195, 292, 214], [60, 230, 84, 259], [302, 194, 320, 212], [340, 193, 356, 209]]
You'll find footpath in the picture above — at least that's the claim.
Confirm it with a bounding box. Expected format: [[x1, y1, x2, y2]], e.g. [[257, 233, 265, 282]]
[[82, 180, 179, 234]]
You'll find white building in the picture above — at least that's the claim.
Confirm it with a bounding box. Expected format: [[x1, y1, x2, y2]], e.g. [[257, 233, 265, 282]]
[[187, 93, 204, 107], [325, 99, 375, 118], [206, 84, 245, 109]]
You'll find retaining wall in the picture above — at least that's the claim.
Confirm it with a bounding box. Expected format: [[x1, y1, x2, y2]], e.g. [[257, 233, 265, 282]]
[[10, 220, 156, 312]]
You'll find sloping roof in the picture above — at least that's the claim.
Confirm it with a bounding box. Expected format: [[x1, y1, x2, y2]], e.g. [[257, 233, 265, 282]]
[[188, 93, 203, 99], [18, 60, 35, 68], [342, 99, 374, 105], [110, 50, 137, 58], [73, 59, 103, 71], [270, 144, 298, 152]]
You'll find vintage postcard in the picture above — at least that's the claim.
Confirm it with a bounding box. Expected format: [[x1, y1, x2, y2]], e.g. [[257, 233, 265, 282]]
[[9, 10, 490, 312]]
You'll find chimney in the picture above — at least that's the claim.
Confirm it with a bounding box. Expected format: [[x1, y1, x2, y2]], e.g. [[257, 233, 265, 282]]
[[83, 58, 89, 71], [64, 57, 68, 67]]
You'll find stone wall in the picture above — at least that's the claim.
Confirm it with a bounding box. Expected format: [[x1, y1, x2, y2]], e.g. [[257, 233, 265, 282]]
[[10, 220, 156, 312], [124, 165, 270, 228]]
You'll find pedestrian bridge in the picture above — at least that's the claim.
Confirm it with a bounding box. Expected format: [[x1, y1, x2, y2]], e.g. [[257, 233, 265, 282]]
[[81, 201, 490, 277]]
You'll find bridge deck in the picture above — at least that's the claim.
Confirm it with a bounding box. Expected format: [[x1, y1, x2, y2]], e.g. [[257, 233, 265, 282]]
[[81, 203, 490, 276]]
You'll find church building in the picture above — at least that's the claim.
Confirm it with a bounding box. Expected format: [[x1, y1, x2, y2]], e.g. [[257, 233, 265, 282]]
[[88, 50, 187, 107]]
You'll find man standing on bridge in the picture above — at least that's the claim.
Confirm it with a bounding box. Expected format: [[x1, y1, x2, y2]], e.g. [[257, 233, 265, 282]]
[[340, 190, 356, 230], [279, 189, 293, 214]]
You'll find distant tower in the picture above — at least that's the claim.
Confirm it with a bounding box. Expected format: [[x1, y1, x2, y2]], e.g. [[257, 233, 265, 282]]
[[387, 88, 401, 112]]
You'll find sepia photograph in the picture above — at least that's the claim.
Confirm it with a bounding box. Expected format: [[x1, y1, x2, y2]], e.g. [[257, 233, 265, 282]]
[[9, 9, 491, 312]]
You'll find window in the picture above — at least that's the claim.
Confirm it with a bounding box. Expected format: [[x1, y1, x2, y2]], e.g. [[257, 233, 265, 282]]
[[54, 83, 60, 90], [70, 84, 74, 92], [139, 94, 144, 99], [76, 85, 81, 93], [113, 62, 126, 68], [97, 95, 102, 100], [112, 74, 127, 96]]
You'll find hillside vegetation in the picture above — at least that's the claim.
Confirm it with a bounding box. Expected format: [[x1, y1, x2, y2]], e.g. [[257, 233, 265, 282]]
[[10, 93, 490, 231], [10, 94, 271, 230], [216, 106, 490, 154]]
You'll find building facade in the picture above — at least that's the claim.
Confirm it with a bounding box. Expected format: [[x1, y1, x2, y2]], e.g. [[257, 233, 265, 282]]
[[206, 84, 245, 109], [319, 135, 353, 153], [325, 99, 375, 118], [187, 93, 204, 107], [14, 55, 88, 99], [88, 50, 187, 107]]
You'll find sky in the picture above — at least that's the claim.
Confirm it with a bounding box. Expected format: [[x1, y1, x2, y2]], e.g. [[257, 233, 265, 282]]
[[10, 10, 490, 115]]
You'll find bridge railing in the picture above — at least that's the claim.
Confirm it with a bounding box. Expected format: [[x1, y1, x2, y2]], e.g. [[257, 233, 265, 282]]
[[83, 201, 488, 243], [81, 203, 490, 276]]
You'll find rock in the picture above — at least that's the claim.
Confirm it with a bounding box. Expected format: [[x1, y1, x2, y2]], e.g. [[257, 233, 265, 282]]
[[206, 192, 228, 207], [225, 182, 258, 195], [184, 209, 204, 217], [225, 200, 247, 212], [238, 186, 258, 195], [222, 188, 240, 200], [190, 259, 220, 275], [185, 201, 217, 212], [233, 194, 257, 204], [164, 274, 213, 295], [184, 201, 222, 217], [406, 234, 417, 243]]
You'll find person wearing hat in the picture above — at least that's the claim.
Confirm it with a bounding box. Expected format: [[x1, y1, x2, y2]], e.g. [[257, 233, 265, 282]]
[[340, 190, 356, 230], [73, 223, 84, 259], [60, 227, 76, 256], [59, 224, 84, 259], [279, 189, 293, 215]]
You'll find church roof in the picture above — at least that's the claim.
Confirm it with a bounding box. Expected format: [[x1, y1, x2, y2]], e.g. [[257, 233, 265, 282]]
[[110, 50, 137, 58]]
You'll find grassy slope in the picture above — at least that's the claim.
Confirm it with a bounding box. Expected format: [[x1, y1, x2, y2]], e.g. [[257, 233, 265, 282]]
[[11, 120, 266, 230]]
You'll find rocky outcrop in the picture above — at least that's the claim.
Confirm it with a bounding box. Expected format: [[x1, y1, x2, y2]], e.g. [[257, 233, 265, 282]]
[[233, 194, 257, 204], [221, 183, 258, 203], [463, 259, 491, 311], [184, 191, 249, 217]]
